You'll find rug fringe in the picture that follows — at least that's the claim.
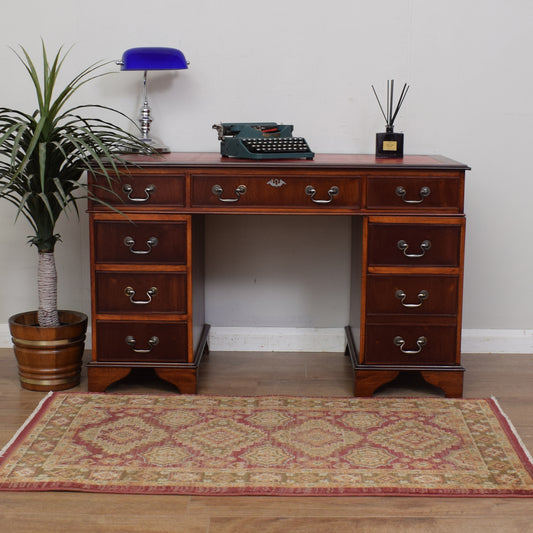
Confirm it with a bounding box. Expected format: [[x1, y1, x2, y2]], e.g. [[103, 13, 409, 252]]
[[0, 391, 54, 458], [490, 395, 533, 466]]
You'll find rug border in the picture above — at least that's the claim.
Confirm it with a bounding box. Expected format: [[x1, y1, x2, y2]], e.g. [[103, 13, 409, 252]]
[[1, 393, 533, 497], [487, 396, 533, 476], [0, 391, 54, 460]]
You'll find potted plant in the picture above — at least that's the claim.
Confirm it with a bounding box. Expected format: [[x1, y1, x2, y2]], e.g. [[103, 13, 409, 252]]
[[0, 43, 151, 390]]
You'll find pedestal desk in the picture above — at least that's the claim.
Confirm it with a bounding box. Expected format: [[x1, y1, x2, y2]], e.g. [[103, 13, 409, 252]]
[[87, 153, 469, 396]]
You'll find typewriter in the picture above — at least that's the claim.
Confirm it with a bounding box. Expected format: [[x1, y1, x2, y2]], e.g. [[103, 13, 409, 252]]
[[212, 122, 314, 160]]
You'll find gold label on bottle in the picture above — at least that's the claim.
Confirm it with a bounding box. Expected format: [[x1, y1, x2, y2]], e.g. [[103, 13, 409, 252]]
[[382, 141, 397, 151]]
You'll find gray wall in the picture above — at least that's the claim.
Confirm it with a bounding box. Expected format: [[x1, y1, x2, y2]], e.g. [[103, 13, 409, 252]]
[[1, 1, 532, 345]]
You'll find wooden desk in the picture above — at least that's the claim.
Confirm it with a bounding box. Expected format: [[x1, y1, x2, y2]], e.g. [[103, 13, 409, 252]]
[[87, 153, 469, 396]]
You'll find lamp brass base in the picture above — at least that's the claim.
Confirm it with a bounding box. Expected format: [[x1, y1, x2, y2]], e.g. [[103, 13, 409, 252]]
[[142, 137, 170, 153]]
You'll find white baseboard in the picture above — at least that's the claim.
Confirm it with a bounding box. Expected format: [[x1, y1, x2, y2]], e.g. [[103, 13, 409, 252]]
[[0, 324, 531, 354], [460, 328, 533, 354], [207, 327, 346, 352]]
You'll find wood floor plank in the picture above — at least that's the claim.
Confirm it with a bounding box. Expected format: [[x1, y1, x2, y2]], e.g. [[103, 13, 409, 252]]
[[0, 513, 208, 533], [187, 495, 533, 518], [0, 492, 191, 514], [208, 516, 533, 533]]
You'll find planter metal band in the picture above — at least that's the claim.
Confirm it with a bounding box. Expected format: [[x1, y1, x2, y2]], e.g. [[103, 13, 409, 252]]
[[11, 335, 86, 348]]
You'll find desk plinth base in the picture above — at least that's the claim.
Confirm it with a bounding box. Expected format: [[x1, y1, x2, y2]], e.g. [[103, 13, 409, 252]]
[[87, 364, 200, 393], [352, 367, 464, 398], [345, 326, 464, 398], [87, 325, 210, 393]]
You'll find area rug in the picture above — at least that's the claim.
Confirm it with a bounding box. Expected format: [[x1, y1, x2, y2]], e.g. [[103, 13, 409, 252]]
[[1, 393, 532, 496]]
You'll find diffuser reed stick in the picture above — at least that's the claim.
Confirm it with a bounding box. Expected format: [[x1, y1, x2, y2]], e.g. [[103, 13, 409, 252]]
[[372, 80, 409, 132]]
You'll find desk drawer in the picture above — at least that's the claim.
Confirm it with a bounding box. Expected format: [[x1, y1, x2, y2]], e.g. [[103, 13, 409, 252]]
[[367, 221, 462, 267], [93, 220, 187, 265], [366, 274, 459, 315], [96, 321, 188, 362], [95, 272, 187, 314], [364, 324, 457, 365], [191, 174, 361, 209], [91, 171, 185, 207], [366, 176, 463, 212]]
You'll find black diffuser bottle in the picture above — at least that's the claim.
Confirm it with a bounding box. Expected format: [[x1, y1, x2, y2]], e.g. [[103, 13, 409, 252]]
[[372, 80, 409, 159], [376, 125, 404, 159]]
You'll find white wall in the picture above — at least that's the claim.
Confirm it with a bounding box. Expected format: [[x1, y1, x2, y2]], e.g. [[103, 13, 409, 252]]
[[1, 0, 532, 352]]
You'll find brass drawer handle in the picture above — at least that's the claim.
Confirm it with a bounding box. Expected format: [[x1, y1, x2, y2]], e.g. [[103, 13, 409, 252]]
[[125, 335, 159, 353], [123, 236, 159, 255], [395, 185, 431, 204], [212, 184, 247, 202], [305, 185, 339, 204], [395, 289, 429, 308], [124, 286, 158, 305], [122, 183, 156, 202], [397, 239, 431, 258], [393, 335, 427, 354]]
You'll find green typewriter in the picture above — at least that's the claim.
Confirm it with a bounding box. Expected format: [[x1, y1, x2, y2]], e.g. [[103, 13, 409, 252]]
[[212, 122, 314, 160]]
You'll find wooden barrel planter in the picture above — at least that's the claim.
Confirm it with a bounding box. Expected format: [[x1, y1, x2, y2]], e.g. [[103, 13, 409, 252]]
[[9, 310, 88, 391]]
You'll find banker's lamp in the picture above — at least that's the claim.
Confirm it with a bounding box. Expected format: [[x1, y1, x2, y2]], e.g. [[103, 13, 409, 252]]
[[117, 47, 188, 152]]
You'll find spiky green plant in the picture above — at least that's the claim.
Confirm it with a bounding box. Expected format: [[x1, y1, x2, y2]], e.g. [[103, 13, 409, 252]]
[[0, 43, 152, 327]]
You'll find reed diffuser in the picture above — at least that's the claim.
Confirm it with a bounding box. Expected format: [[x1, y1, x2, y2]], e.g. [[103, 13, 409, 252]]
[[372, 80, 409, 158]]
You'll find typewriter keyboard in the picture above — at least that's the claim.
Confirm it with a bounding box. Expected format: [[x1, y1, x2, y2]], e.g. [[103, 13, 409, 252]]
[[242, 137, 312, 154]]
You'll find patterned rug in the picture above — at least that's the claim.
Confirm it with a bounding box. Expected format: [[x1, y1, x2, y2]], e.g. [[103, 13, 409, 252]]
[[1, 393, 532, 496]]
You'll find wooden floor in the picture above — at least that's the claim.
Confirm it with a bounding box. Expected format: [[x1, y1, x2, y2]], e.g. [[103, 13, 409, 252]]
[[1, 348, 532, 532]]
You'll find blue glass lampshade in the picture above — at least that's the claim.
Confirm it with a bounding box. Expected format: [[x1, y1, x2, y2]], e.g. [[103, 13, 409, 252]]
[[119, 47, 188, 71]]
